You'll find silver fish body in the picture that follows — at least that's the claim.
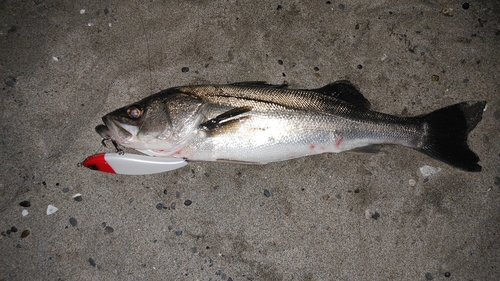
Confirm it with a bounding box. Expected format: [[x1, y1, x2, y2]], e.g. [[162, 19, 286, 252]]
[[96, 81, 486, 171]]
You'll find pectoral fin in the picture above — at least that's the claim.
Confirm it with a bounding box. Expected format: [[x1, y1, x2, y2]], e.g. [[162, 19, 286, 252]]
[[199, 106, 252, 133]]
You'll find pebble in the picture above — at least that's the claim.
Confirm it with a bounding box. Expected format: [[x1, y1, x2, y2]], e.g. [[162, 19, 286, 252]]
[[184, 200, 192, 206], [19, 201, 31, 207], [156, 203, 164, 210], [357, 64, 363, 69], [338, 3, 345, 10], [444, 272, 451, 277], [11, 226, 18, 233], [4, 76, 17, 87], [181, 67, 189, 73], [73, 193, 83, 202], [46, 205, 58, 215], [22, 210, 29, 217], [263, 189, 271, 197], [69, 218, 78, 227], [322, 194, 330, 200], [21, 229, 30, 238], [431, 74, 439, 81], [277, 59, 283, 65], [104, 226, 114, 233], [175, 230, 183, 236], [62, 187, 69, 193], [89, 258, 96, 267], [425, 272, 433, 280], [462, 3, 469, 10], [314, 67, 319, 71]]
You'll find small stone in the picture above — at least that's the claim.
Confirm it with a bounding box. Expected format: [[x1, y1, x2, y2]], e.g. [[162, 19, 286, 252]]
[[371, 212, 380, 220], [69, 218, 78, 227], [354, 189, 360, 193], [409, 179, 417, 186], [11, 226, 18, 232], [462, 3, 469, 10], [170, 202, 176, 210], [277, 4, 282, 10], [22, 210, 29, 216], [4, 76, 17, 87], [444, 272, 451, 277], [6, 230, 11, 235], [181, 67, 189, 73], [62, 187, 69, 193], [16, 244, 22, 248], [1, 232, 6, 237], [463, 78, 469, 83], [335, 194, 341, 199], [163, 189, 168, 195], [338, 3, 345, 10], [263, 189, 271, 197], [73, 193, 83, 201], [277, 60, 283, 65], [104, 8, 109, 14], [21, 229, 30, 238], [425, 272, 433, 280], [325, 1, 331, 4], [175, 230, 183, 236], [184, 200, 192, 206], [104, 226, 114, 233], [156, 203, 164, 210], [494, 176, 500, 186], [46, 205, 58, 215], [314, 66, 319, 71], [89, 258, 96, 267], [431, 74, 439, 81], [19, 201, 31, 207], [357, 64, 363, 69]]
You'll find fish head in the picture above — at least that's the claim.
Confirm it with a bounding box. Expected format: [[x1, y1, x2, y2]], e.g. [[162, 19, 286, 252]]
[[95, 91, 204, 151]]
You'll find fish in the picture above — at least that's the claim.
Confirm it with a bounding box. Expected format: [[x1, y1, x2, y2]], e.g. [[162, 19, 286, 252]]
[[95, 80, 486, 172]]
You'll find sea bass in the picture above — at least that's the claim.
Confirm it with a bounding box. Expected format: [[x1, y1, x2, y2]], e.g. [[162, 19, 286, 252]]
[[95, 81, 486, 172]]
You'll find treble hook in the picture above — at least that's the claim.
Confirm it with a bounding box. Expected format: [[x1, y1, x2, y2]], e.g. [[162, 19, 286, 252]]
[[101, 138, 124, 155]]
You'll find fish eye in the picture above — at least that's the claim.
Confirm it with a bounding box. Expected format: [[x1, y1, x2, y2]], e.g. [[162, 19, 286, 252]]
[[127, 105, 143, 119]]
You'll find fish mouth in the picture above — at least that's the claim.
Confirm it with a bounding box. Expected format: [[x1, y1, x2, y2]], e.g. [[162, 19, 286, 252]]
[[95, 116, 133, 144]]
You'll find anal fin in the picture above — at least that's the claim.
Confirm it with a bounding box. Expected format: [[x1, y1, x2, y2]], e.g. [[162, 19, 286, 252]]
[[347, 145, 381, 154]]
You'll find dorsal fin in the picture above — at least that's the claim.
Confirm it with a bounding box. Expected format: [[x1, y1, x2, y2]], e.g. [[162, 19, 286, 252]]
[[231, 81, 288, 89], [311, 80, 371, 109]]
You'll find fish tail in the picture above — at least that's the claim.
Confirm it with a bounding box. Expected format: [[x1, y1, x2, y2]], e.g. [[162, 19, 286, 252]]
[[415, 101, 486, 172]]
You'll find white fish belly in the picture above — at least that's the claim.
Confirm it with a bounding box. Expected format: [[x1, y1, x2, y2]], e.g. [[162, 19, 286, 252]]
[[173, 113, 390, 163]]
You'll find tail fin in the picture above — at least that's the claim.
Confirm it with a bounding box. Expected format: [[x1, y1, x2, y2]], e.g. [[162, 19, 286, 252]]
[[415, 101, 486, 172]]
